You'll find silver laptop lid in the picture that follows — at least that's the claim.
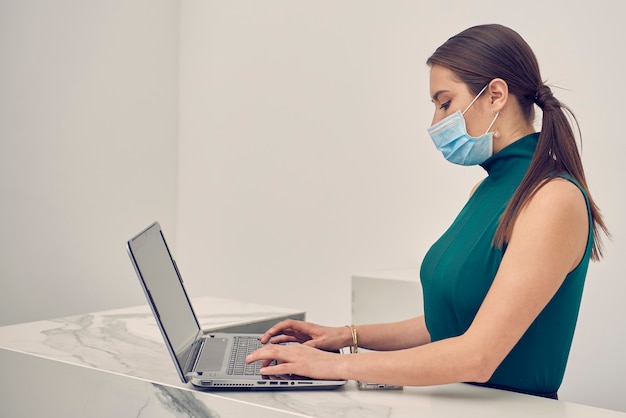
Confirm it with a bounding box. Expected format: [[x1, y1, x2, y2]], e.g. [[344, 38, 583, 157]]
[[127, 222, 201, 383]]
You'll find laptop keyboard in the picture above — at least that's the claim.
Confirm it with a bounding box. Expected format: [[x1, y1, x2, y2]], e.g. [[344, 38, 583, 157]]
[[226, 336, 265, 375]]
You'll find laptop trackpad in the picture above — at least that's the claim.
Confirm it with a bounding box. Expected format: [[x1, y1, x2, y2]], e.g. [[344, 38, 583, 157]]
[[196, 337, 228, 371]]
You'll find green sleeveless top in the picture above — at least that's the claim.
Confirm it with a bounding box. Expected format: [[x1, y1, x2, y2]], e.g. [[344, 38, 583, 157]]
[[420, 133, 593, 396]]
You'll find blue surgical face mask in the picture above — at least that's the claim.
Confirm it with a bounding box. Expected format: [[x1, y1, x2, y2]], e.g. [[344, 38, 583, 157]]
[[427, 84, 499, 166]]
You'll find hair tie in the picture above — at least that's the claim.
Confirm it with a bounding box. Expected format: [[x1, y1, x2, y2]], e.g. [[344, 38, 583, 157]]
[[535, 84, 559, 111]]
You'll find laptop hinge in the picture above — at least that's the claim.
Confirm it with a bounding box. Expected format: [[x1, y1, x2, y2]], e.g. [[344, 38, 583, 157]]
[[184, 333, 205, 374]]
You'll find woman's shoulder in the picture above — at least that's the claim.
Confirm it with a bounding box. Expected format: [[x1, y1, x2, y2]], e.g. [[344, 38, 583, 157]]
[[514, 176, 588, 270], [531, 177, 586, 207], [524, 177, 587, 223], [469, 179, 485, 198]]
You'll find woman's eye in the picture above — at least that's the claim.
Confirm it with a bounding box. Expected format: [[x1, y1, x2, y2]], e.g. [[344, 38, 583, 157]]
[[439, 100, 451, 110]]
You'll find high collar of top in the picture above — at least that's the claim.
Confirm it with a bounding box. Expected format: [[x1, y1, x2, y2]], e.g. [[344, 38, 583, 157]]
[[480, 132, 540, 180]]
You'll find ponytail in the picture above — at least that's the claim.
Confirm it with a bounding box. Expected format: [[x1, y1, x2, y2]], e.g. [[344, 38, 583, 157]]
[[493, 85, 609, 261]]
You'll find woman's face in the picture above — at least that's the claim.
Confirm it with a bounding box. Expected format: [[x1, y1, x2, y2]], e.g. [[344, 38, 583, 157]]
[[429, 64, 490, 138]]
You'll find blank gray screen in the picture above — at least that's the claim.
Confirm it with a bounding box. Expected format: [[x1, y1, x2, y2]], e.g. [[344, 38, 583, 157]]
[[128, 223, 200, 372]]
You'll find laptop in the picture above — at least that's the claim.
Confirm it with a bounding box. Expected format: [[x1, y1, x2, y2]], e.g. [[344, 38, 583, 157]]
[[126, 221, 346, 390]]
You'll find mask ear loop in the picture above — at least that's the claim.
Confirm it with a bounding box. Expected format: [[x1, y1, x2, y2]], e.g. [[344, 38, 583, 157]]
[[485, 112, 500, 135], [462, 84, 490, 115]]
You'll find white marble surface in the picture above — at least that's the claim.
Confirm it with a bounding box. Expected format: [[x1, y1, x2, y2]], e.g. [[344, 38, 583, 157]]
[[1, 296, 625, 417], [0, 296, 303, 385], [2, 348, 302, 417]]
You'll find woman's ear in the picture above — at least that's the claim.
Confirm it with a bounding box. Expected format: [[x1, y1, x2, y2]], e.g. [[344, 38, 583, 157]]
[[487, 78, 508, 112]]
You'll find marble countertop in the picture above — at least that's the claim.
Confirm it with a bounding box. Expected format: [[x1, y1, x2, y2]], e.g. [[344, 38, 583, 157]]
[[1, 296, 624, 417], [0, 296, 303, 385]]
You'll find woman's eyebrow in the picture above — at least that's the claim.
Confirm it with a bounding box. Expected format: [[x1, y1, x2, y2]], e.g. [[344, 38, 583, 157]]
[[431, 90, 449, 103]]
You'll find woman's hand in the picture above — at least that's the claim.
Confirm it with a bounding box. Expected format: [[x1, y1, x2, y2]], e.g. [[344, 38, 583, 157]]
[[245, 342, 346, 380], [260, 319, 352, 351], [258, 319, 351, 352]]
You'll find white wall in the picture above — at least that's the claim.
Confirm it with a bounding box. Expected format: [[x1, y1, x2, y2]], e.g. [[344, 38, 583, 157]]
[[177, 0, 625, 412], [0, 0, 180, 325], [1, 0, 624, 412]]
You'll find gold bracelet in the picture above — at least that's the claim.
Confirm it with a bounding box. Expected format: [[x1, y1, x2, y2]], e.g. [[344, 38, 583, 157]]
[[346, 324, 358, 354]]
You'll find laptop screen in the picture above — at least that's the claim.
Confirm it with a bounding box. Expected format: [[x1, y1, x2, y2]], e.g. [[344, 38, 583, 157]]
[[127, 222, 200, 379]]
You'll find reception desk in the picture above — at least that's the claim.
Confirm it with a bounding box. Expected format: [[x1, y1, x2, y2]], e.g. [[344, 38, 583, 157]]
[[1, 296, 624, 417]]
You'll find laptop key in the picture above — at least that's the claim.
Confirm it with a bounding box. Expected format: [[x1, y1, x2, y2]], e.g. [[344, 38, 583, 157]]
[[227, 336, 264, 375]]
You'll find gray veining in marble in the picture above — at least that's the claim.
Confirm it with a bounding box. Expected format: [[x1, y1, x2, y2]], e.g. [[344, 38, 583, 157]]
[[151, 385, 220, 418]]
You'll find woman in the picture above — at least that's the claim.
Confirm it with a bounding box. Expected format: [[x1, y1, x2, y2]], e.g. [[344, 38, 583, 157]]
[[246, 24, 609, 399]]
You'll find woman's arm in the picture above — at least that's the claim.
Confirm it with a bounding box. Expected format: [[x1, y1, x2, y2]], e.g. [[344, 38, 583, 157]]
[[355, 316, 430, 351], [249, 179, 589, 385], [344, 178, 589, 385], [259, 316, 429, 352]]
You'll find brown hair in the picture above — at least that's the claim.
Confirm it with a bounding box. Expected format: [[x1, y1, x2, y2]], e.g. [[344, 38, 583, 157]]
[[427, 24, 609, 260]]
